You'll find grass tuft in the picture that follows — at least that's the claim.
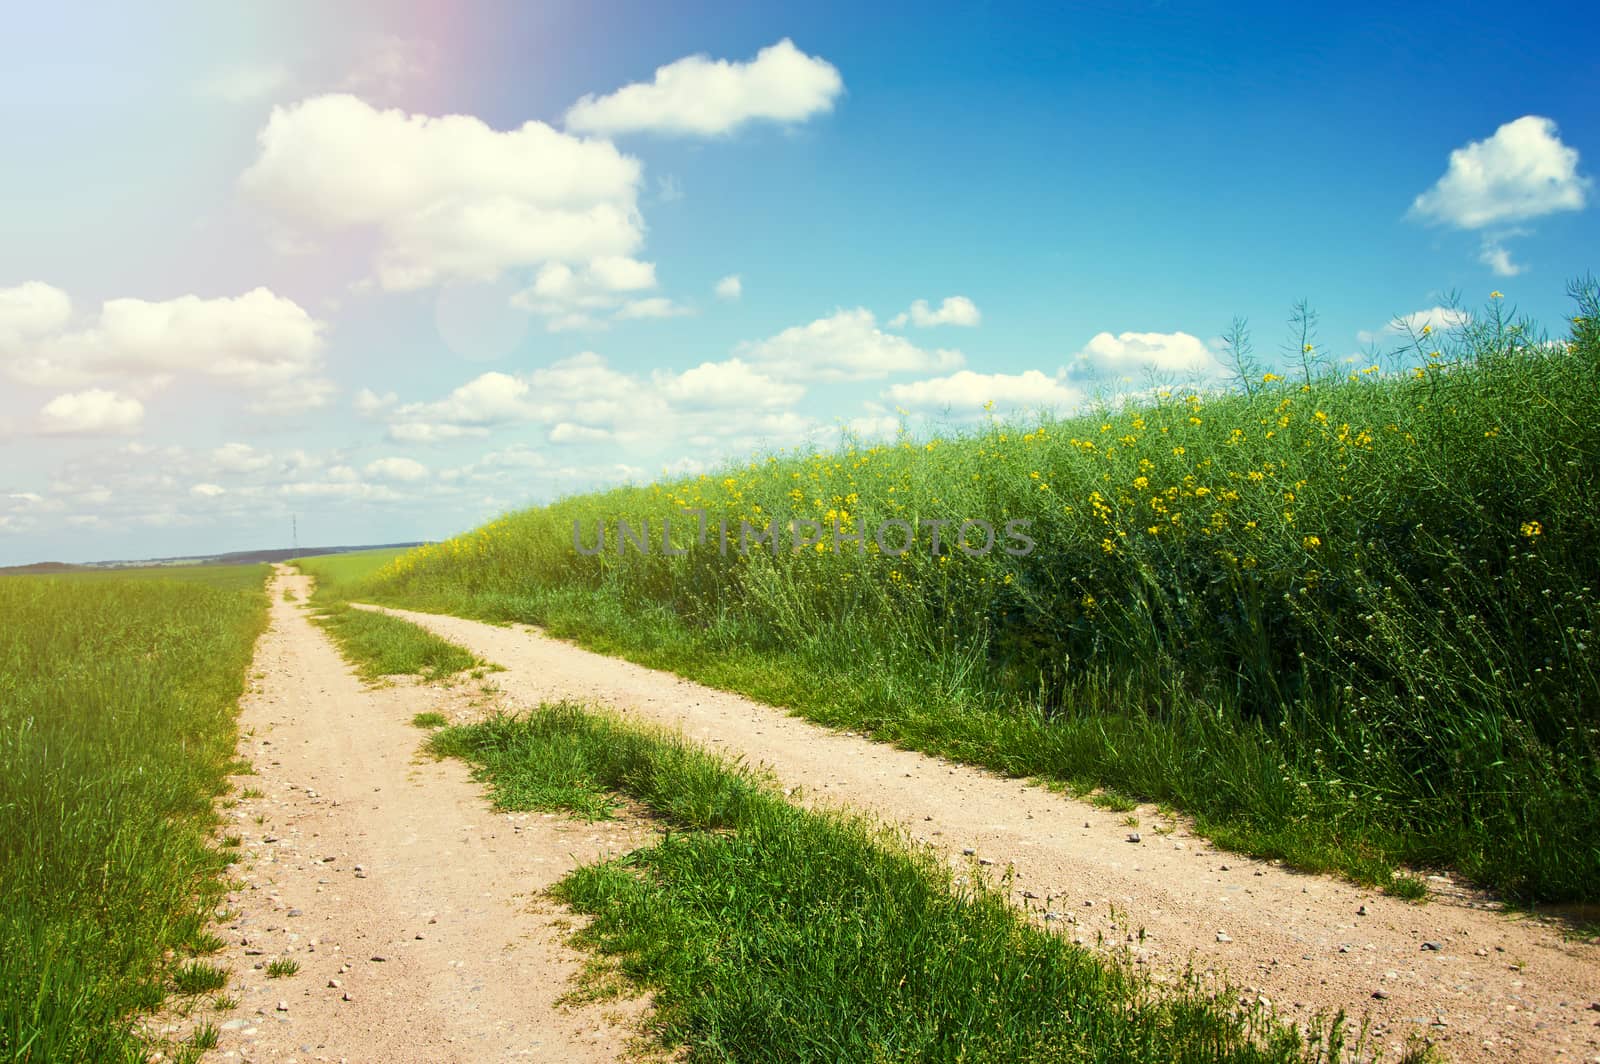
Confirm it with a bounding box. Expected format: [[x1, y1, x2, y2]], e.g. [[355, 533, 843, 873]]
[[312, 602, 481, 680], [172, 961, 230, 995], [264, 958, 299, 979]]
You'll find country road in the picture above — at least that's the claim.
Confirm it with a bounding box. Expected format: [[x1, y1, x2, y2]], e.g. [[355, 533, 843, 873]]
[[200, 567, 652, 1063], [358, 598, 1600, 1064], [189, 562, 1600, 1063]]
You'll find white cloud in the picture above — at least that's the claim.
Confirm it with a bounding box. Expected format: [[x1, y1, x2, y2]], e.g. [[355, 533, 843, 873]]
[[888, 295, 981, 329], [511, 257, 667, 330], [38, 390, 145, 435], [616, 297, 691, 320], [382, 353, 656, 444], [739, 308, 963, 382], [201, 62, 292, 103], [549, 422, 613, 445], [191, 483, 227, 497], [714, 274, 742, 300], [655, 358, 802, 409], [1478, 236, 1526, 277], [354, 388, 398, 415], [885, 370, 1081, 411], [1410, 116, 1590, 229], [1068, 330, 1225, 381], [211, 442, 275, 474], [1357, 306, 1472, 345], [364, 457, 429, 482], [0, 282, 72, 347], [391, 371, 537, 431], [389, 422, 489, 444], [241, 94, 644, 290], [0, 286, 331, 407], [564, 38, 843, 138]]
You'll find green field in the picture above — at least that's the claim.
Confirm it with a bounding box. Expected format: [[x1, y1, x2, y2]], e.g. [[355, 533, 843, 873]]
[[352, 285, 1600, 903], [0, 565, 268, 1063]]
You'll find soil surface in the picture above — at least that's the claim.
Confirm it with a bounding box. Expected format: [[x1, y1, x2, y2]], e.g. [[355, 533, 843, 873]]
[[357, 599, 1600, 1064], [196, 567, 654, 1063]]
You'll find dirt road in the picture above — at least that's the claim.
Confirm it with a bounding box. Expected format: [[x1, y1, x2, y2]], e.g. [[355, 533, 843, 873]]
[[198, 567, 652, 1063], [361, 601, 1600, 1064]]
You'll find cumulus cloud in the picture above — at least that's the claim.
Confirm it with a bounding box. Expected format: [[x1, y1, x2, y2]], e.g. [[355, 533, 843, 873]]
[[382, 353, 657, 444], [1068, 330, 1225, 382], [616, 297, 691, 320], [1410, 116, 1590, 229], [241, 94, 644, 290], [655, 358, 802, 409], [212, 443, 276, 474], [511, 257, 662, 330], [884, 369, 1081, 411], [888, 296, 981, 329], [738, 308, 963, 382], [714, 274, 742, 300], [1356, 306, 1472, 345], [564, 38, 843, 138], [549, 422, 613, 445], [364, 456, 429, 482], [0, 285, 332, 409], [38, 389, 145, 435], [0, 282, 72, 347]]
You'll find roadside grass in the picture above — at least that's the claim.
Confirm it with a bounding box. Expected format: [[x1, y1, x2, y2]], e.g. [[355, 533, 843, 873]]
[[428, 702, 1359, 1063], [293, 548, 411, 605], [411, 711, 449, 728], [358, 284, 1600, 903], [0, 565, 268, 1063], [311, 602, 482, 681]]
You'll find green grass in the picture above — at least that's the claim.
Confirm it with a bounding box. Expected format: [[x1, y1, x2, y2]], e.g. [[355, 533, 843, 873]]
[[311, 602, 481, 680], [0, 564, 267, 1062], [411, 711, 449, 728], [293, 548, 413, 603], [264, 958, 299, 979], [429, 702, 1356, 1063], [170, 961, 229, 996], [357, 283, 1600, 903]]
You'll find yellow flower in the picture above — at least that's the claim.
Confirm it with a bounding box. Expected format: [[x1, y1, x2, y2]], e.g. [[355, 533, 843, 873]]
[[1303, 343, 1314, 353], [1262, 372, 1282, 383], [1132, 475, 1149, 490], [1100, 538, 1115, 554], [1303, 535, 1322, 550], [1420, 324, 1432, 336], [1491, 290, 1504, 299], [1520, 520, 1542, 539]]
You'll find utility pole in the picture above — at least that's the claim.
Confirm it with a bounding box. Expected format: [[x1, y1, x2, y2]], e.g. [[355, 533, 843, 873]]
[[292, 513, 299, 560]]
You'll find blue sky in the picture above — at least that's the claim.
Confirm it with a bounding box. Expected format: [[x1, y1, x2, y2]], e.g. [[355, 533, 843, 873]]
[[1, 0, 1596, 564]]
